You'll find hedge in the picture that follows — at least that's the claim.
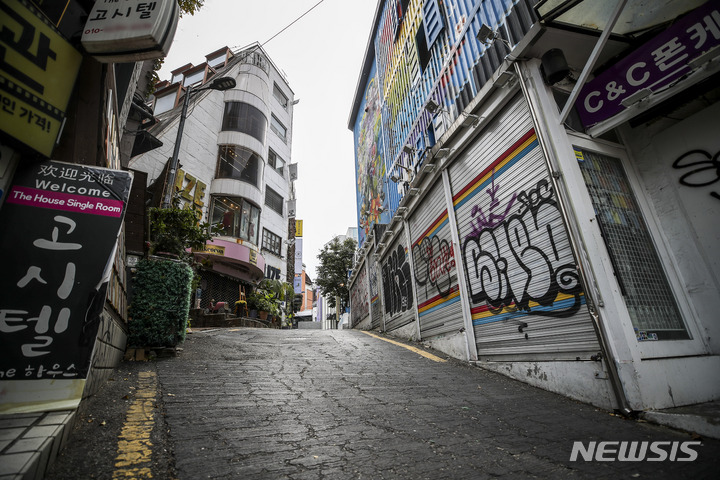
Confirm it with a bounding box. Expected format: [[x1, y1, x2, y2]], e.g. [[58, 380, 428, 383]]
[[128, 258, 193, 347]]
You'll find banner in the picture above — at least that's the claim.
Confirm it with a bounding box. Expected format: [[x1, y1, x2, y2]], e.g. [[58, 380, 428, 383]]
[[295, 219, 303, 237], [294, 237, 303, 274], [0, 160, 133, 412]]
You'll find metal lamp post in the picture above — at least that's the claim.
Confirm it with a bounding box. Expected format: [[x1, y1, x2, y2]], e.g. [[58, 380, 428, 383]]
[[161, 76, 236, 209]]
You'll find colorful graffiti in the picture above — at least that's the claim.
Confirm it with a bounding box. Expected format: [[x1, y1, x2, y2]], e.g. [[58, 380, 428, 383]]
[[413, 235, 456, 299], [462, 179, 583, 321], [382, 243, 414, 316], [355, 63, 389, 243]]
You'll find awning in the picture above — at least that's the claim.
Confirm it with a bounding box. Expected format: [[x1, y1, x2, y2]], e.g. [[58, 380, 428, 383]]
[[191, 238, 265, 284]]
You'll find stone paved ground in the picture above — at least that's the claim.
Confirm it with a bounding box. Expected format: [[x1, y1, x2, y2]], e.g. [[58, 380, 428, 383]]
[[152, 328, 720, 479]]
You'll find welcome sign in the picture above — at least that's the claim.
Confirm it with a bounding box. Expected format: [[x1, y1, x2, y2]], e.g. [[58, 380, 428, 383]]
[[0, 160, 132, 412]]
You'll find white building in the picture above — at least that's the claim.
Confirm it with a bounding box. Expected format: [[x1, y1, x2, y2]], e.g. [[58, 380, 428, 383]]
[[130, 44, 297, 308]]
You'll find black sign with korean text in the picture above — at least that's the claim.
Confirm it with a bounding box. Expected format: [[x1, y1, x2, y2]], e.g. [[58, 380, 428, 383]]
[[0, 160, 132, 380]]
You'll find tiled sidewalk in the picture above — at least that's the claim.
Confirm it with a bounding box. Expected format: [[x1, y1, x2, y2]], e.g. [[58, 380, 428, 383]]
[[0, 411, 75, 480]]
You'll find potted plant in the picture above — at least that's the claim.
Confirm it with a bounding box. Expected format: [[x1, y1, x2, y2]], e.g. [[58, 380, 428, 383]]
[[248, 289, 273, 320]]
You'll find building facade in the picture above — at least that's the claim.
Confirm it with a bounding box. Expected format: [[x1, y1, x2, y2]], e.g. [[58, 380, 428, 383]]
[[130, 43, 298, 309], [348, 0, 720, 413]]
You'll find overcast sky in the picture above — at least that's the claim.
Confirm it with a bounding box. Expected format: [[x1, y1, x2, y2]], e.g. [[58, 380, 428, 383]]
[[158, 0, 377, 280]]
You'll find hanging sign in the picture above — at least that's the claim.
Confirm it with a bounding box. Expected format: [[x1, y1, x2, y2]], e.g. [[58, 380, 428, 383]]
[[81, 0, 179, 62], [577, 1, 720, 128], [294, 237, 303, 274], [0, 0, 82, 157], [0, 160, 133, 413]]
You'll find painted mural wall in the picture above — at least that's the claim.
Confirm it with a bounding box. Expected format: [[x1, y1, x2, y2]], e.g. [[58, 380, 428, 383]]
[[351, 0, 539, 244], [354, 61, 390, 246]]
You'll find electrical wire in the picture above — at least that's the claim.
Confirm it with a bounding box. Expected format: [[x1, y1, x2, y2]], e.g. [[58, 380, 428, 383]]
[[261, 0, 326, 47]]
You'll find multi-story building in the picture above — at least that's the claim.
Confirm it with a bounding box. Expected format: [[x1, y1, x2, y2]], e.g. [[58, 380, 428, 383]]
[[348, 0, 720, 413], [130, 43, 298, 308]]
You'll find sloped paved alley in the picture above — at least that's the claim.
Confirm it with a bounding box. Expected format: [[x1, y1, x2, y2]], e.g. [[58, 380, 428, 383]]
[[49, 328, 720, 479]]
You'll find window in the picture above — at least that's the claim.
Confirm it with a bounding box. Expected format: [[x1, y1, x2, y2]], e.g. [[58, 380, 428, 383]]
[[216, 145, 260, 186], [222, 102, 267, 142], [577, 148, 688, 340], [210, 196, 260, 245], [265, 186, 284, 215], [273, 83, 288, 108], [183, 70, 204, 87], [267, 149, 285, 176], [262, 229, 282, 256], [270, 115, 287, 143], [154, 93, 176, 115]]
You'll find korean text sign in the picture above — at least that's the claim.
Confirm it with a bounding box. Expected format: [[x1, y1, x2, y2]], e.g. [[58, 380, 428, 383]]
[[0, 160, 132, 381], [0, 0, 82, 157], [577, 0, 720, 128]]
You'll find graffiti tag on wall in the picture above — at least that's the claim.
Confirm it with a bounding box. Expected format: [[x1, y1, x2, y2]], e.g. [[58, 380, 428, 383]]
[[382, 243, 414, 316], [672, 149, 720, 201], [350, 265, 370, 324], [412, 235, 455, 298], [462, 179, 582, 318]]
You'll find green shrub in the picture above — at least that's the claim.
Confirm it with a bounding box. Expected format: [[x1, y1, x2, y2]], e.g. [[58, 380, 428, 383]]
[[128, 259, 194, 347]]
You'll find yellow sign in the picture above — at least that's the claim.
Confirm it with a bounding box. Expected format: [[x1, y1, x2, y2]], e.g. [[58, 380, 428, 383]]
[[200, 245, 225, 256], [0, 0, 82, 157], [249, 249, 257, 265], [295, 219, 303, 237]]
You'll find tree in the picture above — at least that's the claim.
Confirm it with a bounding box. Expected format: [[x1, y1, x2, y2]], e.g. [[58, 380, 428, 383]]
[[178, 0, 205, 17], [148, 206, 214, 262], [315, 237, 357, 309]]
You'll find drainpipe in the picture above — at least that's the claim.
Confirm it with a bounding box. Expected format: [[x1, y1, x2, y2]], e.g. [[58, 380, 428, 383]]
[[515, 61, 633, 417]]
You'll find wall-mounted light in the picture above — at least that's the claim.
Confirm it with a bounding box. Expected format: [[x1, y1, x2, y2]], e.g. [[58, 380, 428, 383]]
[[408, 188, 421, 196], [460, 113, 481, 128], [435, 148, 451, 159], [389, 163, 412, 183], [689, 45, 720, 68], [425, 98, 441, 114], [420, 163, 436, 176], [403, 144, 415, 155], [620, 88, 652, 107], [495, 70, 515, 87], [477, 24, 495, 44], [396, 207, 408, 217]]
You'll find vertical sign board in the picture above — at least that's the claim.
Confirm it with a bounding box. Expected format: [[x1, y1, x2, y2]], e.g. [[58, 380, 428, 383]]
[[294, 237, 303, 274], [0, 160, 133, 412], [0, 0, 83, 158]]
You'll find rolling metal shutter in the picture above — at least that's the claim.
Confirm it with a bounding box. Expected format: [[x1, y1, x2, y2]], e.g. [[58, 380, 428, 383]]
[[379, 232, 416, 332], [368, 258, 384, 330], [408, 178, 464, 339], [350, 260, 370, 328], [448, 94, 600, 360]]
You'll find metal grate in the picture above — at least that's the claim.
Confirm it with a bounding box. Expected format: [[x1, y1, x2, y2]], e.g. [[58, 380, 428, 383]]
[[197, 270, 240, 310], [577, 149, 688, 340]]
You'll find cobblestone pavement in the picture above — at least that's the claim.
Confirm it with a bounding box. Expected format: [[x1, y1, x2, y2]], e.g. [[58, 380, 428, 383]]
[[152, 328, 719, 479]]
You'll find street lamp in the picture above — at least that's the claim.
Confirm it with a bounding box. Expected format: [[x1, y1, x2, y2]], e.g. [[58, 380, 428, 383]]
[[161, 76, 237, 208]]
